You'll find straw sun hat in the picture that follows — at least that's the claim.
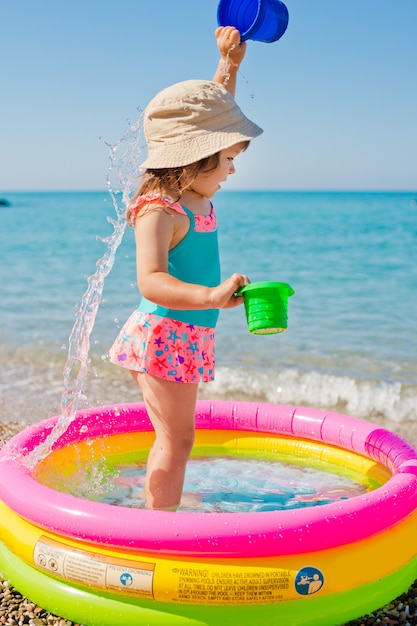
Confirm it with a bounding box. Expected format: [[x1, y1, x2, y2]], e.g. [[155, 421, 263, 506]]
[[140, 79, 263, 169]]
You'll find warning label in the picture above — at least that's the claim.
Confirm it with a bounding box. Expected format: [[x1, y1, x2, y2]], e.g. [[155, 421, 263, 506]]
[[33, 537, 323, 605], [33, 537, 155, 598], [174, 567, 291, 604]]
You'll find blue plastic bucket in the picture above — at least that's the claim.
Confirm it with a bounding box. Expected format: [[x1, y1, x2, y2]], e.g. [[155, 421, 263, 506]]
[[217, 0, 289, 43]]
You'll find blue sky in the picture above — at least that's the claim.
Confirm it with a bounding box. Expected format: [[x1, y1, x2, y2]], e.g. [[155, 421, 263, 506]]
[[2, 0, 416, 191]]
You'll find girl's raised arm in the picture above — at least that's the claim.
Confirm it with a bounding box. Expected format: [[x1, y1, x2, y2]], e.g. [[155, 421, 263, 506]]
[[212, 26, 246, 97]]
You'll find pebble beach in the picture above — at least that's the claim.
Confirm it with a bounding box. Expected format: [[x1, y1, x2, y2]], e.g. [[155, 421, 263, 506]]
[[2, 418, 417, 626]]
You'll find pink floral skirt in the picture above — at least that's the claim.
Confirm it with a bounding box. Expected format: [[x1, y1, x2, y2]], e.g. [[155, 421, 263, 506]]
[[108, 311, 215, 383]]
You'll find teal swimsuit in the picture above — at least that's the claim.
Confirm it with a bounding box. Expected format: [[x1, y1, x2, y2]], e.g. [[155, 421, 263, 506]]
[[138, 204, 221, 328], [108, 196, 220, 383]]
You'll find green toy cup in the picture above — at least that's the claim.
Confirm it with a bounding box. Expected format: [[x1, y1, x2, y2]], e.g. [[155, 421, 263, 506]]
[[237, 281, 295, 335]]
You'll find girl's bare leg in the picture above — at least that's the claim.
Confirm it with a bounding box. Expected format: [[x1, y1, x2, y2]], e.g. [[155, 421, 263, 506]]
[[130, 371, 198, 510]]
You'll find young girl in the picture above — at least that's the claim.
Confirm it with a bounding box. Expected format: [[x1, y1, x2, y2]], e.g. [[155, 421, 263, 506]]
[[109, 27, 262, 511]]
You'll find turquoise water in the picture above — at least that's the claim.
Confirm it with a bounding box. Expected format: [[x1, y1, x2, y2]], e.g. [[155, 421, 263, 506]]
[[0, 190, 416, 424], [37, 456, 372, 514]]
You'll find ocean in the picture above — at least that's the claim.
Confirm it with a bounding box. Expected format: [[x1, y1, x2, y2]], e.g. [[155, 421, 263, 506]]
[[0, 190, 416, 436]]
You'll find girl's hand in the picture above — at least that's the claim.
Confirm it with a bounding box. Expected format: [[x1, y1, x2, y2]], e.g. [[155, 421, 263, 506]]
[[215, 26, 246, 69], [209, 273, 250, 310]]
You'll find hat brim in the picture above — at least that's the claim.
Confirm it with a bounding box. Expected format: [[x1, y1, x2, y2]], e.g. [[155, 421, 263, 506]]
[[140, 119, 263, 170]]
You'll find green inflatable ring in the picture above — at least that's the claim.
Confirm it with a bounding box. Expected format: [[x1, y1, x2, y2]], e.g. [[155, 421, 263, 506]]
[[1, 541, 417, 626]]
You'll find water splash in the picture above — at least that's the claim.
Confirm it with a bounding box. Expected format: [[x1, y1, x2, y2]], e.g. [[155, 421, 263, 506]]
[[24, 112, 144, 467], [219, 44, 237, 86], [220, 44, 254, 100]]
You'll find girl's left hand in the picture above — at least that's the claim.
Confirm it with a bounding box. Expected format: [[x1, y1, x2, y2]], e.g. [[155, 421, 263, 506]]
[[209, 273, 250, 310]]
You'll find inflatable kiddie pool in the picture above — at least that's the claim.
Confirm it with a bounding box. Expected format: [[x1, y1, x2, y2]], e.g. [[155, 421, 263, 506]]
[[1, 400, 417, 626]]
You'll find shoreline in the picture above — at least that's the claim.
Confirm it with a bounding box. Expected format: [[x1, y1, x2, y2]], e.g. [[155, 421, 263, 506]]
[[2, 388, 417, 447], [1, 418, 417, 625]]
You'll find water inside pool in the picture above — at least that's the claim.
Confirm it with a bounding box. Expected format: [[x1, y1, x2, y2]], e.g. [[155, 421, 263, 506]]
[[39, 453, 377, 513]]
